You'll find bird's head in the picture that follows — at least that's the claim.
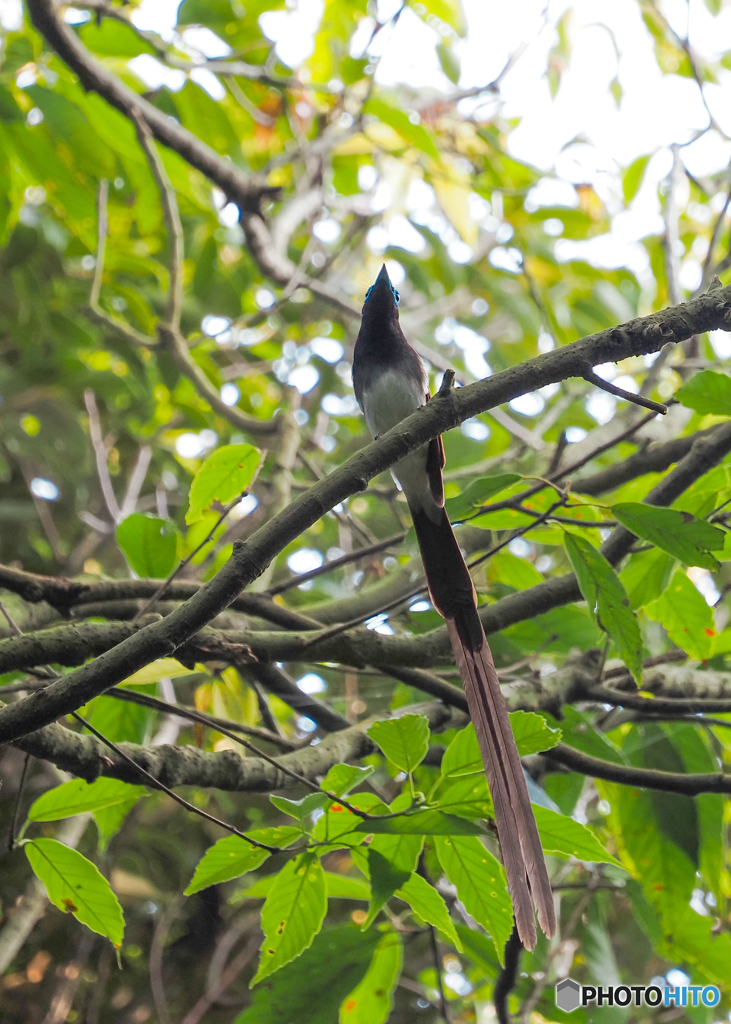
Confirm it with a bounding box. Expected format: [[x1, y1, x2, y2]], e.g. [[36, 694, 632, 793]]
[[361, 264, 400, 320]]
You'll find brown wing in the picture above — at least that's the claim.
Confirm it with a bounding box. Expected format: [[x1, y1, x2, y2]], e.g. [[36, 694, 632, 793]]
[[425, 391, 446, 506]]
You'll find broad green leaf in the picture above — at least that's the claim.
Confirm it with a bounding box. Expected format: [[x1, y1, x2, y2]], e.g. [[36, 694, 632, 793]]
[[363, 99, 440, 160], [622, 153, 651, 203], [564, 533, 643, 682], [324, 873, 371, 900], [184, 827, 300, 895], [489, 550, 543, 590], [434, 835, 513, 963], [349, 793, 425, 926], [363, 849, 412, 928], [118, 658, 200, 687], [186, 444, 261, 524], [340, 932, 403, 1024], [239, 871, 371, 902], [533, 806, 621, 865], [441, 715, 559, 780], [395, 872, 462, 950], [270, 792, 328, 825], [367, 714, 430, 773], [436, 42, 460, 84], [419, 0, 466, 35], [236, 926, 380, 1024], [611, 503, 725, 570], [645, 570, 717, 660], [24, 838, 124, 947], [312, 793, 387, 849], [353, 810, 487, 835], [445, 474, 521, 520], [94, 798, 143, 852], [510, 711, 562, 757], [28, 778, 146, 823], [252, 853, 327, 986], [116, 514, 179, 578], [675, 369, 731, 416], [320, 763, 374, 798], [620, 547, 675, 609], [436, 774, 494, 820]]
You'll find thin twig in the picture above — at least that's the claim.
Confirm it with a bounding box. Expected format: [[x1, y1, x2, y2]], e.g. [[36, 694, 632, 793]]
[[120, 445, 152, 520], [429, 925, 450, 1023], [494, 925, 522, 1024], [130, 111, 183, 332], [84, 389, 121, 523], [88, 180, 151, 347], [133, 488, 255, 620], [70, 712, 280, 851], [265, 530, 406, 596], [7, 753, 30, 851], [583, 370, 667, 415]]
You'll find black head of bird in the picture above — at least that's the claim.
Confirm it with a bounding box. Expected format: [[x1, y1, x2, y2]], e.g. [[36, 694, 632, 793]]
[[360, 264, 401, 327]]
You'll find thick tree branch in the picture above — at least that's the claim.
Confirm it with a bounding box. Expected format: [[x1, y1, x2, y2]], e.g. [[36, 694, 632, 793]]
[[544, 744, 731, 796], [572, 425, 721, 496], [25, 0, 277, 214], [1, 285, 730, 743], [9, 702, 453, 791]]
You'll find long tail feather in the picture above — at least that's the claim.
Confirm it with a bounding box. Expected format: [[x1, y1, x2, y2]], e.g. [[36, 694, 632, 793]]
[[411, 505, 556, 950]]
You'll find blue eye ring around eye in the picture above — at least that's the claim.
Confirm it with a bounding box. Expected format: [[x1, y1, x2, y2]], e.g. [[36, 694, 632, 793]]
[[365, 285, 374, 300], [393, 288, 400, 305]]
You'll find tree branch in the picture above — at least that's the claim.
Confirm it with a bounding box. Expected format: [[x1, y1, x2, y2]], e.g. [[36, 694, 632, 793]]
[[25, 0, 277, 214], [544, 744, 731, 796], [8, 701, 453, 791], [1, 285, 730, 743]]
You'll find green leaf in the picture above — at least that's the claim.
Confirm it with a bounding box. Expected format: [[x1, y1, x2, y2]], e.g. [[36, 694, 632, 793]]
[[236, 925, 380, 1024], [363, 99, 440, 160], [645, 570, 717, 660], [186, 444, 261, 524], [312, 793, 387, 849], [320, 763, 374, 798], [367, 714, 430, 773], [436, 42, 460, 84], [0, 84, 23, 124], [611, 502, 725, 570], [441, 715, 559, 781], [434, 835, 513, 963], [395, 872, 462, 950], [339, 932, 403, 1024], [324, 873, 371, 900], [184, 827, 300, 895], [622, 153, 651, 203], [354, 810, 487, 835], [533, 807, 621, 865], [363, 849, 412, 928], [444, 474, 521, 520], [436, 774, 494, 820], [252, 853, 327, 986], [237, 870, 371, 902], [94, 798, 142, 852], [270, 792, 328, 826], [28, 778, 146, 823], [24, 838, 124, 947], [676, 369, 731, 416], [116, 514, 179, 578], [564, 533, 643, 682], [509, 711, 562, 756], [620, 547, 675, 609]]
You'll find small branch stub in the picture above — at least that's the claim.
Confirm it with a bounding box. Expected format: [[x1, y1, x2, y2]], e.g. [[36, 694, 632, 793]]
[[584, 369, 668, 415]]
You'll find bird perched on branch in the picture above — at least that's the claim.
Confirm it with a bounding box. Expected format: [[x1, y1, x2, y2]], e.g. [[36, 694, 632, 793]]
[[352, 265, 556, 950]]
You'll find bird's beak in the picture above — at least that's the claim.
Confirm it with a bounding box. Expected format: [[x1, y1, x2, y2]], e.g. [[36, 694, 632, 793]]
[[369, 263, 392, 298]]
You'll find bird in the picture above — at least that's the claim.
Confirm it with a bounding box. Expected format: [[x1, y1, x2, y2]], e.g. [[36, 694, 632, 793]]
[[352, 265, 556, 951]]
